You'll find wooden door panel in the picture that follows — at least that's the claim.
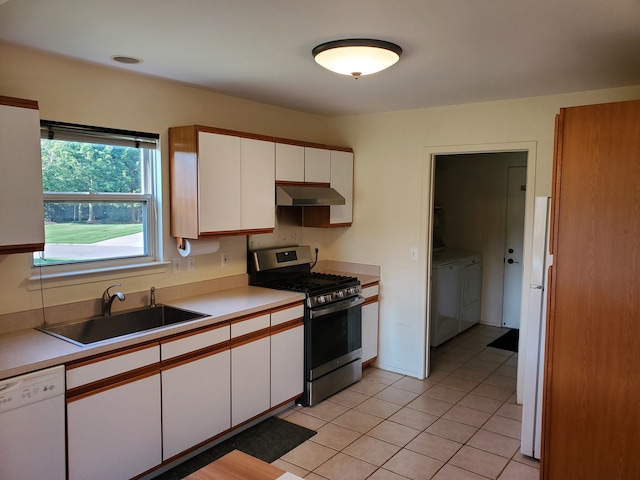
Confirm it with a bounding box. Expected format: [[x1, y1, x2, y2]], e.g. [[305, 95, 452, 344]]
[[543, 100, 640, 479]]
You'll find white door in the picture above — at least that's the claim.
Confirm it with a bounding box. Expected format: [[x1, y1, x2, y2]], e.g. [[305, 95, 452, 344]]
[[502, 166, 527, 328]]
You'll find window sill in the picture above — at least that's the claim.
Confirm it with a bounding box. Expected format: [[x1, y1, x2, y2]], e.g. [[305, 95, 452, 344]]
[[28, 260, 170, 290]]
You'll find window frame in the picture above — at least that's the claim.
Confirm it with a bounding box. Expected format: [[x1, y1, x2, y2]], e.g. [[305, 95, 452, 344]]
[[32, 121, 163, 279]]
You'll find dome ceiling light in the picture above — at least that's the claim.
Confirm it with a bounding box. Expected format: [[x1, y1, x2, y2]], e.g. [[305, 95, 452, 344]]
[[312, 39, 402, 79], [111, 55, 143, 65]]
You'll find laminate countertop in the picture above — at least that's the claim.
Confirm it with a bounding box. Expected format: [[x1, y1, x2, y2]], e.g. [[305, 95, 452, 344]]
[[0, 285, 305, 380]]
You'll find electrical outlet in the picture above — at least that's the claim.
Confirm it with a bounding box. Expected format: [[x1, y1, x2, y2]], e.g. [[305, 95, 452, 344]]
[[187, 256, 195, 272], [221, 252, 229, 267], [172, 257, 181, 273]]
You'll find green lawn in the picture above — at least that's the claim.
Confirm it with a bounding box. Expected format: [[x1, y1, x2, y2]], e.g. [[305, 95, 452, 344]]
[[45, 223, 143, 244]]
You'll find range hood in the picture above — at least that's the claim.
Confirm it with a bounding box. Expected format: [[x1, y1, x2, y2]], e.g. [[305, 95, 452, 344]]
[[276, 185, 345, 206]]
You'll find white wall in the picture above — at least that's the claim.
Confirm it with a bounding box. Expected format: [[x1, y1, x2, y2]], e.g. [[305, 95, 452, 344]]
[[318, 87, 640, 383]]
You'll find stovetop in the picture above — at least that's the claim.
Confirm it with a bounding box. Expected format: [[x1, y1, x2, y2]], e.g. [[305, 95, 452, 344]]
[[258, 272, 357, 294], [249, 246, 362, 306]]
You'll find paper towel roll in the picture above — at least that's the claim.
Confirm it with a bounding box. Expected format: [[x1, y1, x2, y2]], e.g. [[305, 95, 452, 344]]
[[177, 238, 220, 257]]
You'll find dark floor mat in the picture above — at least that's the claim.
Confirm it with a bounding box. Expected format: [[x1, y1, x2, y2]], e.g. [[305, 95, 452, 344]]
[[487, 329, 519, 352], [155, 416, 316, 479]]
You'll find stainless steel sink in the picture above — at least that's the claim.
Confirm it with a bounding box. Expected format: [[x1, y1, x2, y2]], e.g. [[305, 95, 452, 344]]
[[37, 305, 208, 346]]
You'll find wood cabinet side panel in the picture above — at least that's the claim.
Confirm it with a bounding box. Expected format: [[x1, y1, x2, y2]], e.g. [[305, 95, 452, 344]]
[[542, 100, 640, 479], [169, 126, 199, 239]]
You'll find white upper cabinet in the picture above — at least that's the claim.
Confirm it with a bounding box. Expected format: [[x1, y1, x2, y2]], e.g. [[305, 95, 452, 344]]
[[275, 144, 331, 184], [241, 138, 276, 230], [275, 143, 304, 182], [0, 97, 45, 254], [198, 132, 242, 233], [330, 150, 354, 225], [169, 126, 275, 238], [304, 147, 331, 183]]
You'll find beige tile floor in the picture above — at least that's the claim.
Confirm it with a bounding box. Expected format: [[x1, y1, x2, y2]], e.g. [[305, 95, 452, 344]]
[[273, 324, 540, 480]]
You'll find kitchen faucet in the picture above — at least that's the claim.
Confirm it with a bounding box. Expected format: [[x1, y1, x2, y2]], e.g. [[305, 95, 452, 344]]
[[102, 284, 125, 316]]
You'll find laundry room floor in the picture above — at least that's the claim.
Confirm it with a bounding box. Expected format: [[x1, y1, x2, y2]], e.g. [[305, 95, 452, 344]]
[[273, 324, 540, 479]]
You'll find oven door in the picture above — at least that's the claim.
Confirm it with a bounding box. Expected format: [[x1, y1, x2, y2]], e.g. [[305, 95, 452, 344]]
[[306, 295, 364, 381]]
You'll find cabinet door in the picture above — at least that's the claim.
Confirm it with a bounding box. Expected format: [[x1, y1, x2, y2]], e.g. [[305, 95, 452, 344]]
[[460, 258, 482, 332], [275, 143, 304, 182], [362, 284, 379, 364], [0, 99, 45, 253], [67, 374, 162, 480], [162, 350, 231, 460], [304, 147, 331, 183], [241, 138, 275, 230], [330, 150, 354, 225], [271, 323, 304, 407], [198, 132, 242, 233], [231, 336, 271, 426], [430, 263, 461, 347]]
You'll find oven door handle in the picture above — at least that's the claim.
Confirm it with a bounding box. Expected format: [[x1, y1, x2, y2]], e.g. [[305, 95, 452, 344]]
[[309, 295, 365, 318]]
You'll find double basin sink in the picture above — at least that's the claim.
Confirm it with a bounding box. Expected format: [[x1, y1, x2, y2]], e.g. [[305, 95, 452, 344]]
[[38, 305, 208, 347]]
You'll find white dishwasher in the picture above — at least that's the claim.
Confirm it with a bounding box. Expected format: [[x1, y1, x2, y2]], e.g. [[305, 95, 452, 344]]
[[0, 365, 66, 479]]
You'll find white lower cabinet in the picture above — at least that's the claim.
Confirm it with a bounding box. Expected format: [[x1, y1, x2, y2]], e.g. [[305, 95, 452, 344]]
[[160, 324, 231, 460], [231, 335, 271, 426], [64, 302, 305, 475], [362, 283, 380, 365], [67, 373, 162, 480]]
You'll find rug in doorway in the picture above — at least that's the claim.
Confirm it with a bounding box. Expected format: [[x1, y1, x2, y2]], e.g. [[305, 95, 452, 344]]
[[155, 416, 316, 479], [487, 329, 519, 353]]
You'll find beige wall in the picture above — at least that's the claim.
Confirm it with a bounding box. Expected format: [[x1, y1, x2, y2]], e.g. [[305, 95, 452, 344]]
[[0, 42, 329, 316], [318, 86, 640, 381], [2, 41, 640, 387]]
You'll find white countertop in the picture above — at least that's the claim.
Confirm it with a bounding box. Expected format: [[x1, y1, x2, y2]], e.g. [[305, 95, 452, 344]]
[[0, 285, 305, 380]]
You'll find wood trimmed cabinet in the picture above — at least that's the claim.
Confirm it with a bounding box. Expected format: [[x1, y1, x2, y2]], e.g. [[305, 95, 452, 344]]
[[541, 100, 640, 479], [160, 323, 231, 461], [361, 281, 380, 366], [65, 300, 305, 478], [170, 124, 354, 238], [169, 126, 276, 239], [270, 303, 304, 407], [230, 312, 271, 427], [0, 96, 45, 254], [66, 344, 162, 480]]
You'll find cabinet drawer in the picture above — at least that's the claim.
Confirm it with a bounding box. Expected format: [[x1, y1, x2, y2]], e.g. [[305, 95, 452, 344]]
[[362, 284, 379, 299], [231, 313, 270, 339], [271, 303, 304, 327], [67, 345, 160, 389], [161, 324, 230, 361]]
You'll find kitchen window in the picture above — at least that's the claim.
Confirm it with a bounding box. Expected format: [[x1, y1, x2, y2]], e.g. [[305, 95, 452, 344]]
[[33, 121, 161, 273]]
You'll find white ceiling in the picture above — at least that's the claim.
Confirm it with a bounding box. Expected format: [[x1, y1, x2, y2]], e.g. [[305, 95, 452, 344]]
[[2, 0, 639, 116]]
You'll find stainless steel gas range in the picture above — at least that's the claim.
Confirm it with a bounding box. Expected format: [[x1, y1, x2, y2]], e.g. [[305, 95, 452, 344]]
[[249, 245, 364, 406]]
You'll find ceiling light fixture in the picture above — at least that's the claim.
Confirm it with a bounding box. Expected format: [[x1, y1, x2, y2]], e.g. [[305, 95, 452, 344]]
[[312, 39, 402, 79], [111, 55, 143, 65]]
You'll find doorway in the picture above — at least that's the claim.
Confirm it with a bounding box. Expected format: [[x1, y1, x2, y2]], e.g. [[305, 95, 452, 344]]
[[423, 142, 536, 398], [431, 152, 527, 329]]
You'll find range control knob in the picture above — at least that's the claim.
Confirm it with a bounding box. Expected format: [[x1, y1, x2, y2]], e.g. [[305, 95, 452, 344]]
[[336, 290, 345, 299], [317, 296, 325, 304]]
